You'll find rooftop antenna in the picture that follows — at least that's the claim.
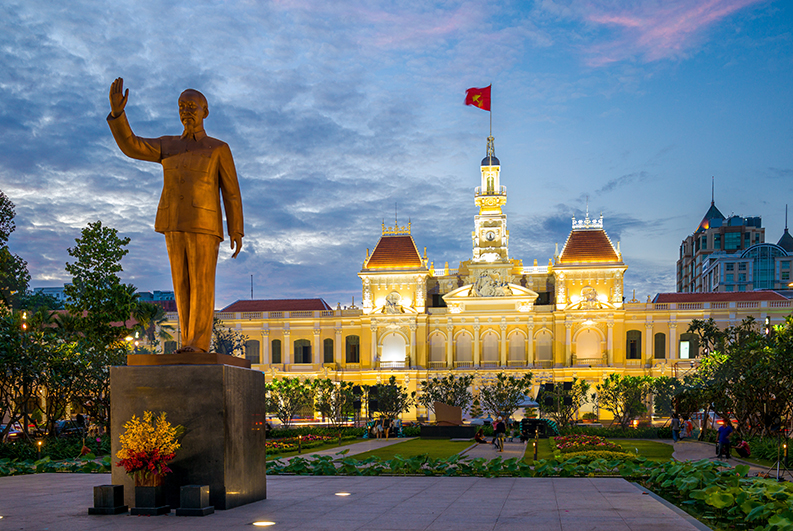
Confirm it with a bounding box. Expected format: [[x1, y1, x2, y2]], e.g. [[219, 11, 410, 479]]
[[786, 204, 789, 231], [711, 176, 715, 205], [395, 202, 398, 227], [251, 274, 254, 299]]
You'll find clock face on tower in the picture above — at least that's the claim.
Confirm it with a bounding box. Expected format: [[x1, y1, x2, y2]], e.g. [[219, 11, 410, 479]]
[[485, 231, 496, 241]]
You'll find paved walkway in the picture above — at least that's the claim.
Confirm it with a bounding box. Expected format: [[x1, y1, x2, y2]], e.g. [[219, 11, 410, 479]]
[[671, 439, 775, 477], [0, 473, 707, 530], [271, 437, 416, 462], [461, 440, 526, 461]]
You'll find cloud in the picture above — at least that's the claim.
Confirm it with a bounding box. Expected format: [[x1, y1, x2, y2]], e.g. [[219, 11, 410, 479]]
[[595, 170, 651, 194], [581, 0, 767, 66]]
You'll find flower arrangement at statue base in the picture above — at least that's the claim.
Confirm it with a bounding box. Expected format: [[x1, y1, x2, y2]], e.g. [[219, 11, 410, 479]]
[[553, 433, 623, 454], [116, 411, 183, 487]]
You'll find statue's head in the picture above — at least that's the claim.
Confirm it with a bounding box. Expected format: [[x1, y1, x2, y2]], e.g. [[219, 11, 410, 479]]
[[178, 89, 209, 129]]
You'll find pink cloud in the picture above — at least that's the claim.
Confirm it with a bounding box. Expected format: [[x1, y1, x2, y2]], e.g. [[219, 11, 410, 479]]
[[582, 0, 767, 67]]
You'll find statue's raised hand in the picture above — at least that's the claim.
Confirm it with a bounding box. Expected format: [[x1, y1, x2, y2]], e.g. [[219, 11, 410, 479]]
[[109, 77, 129, 118]]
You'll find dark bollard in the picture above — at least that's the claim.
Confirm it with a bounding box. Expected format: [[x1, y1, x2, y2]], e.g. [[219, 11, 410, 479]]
[[88, 485, 128, 515], [175, 485, 214, 516]]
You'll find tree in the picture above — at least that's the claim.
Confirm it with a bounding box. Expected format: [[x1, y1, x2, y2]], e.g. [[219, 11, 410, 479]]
[[371, 376, 415, 430], [0, 309, 40, 441], [417, 374, 474, 415], [211, 317, 248, 356], [132, 301, 174, 354], [64, 221, 138, 431], [313, 379, 355, 429], [265, 377, 314, 429], [0, 191, 29, 310], [651, 375, 684, 419], [539, 378, 590, 427], [596, 373, 654, 429], [477, 372, 533, 421]]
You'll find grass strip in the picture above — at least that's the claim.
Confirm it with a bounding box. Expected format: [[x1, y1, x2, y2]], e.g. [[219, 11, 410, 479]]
[[268, 438, 363, 460], [352, 438, 473, 461]]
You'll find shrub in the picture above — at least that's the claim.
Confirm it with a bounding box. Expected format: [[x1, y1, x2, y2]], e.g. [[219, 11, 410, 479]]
[[559, 450, 639, 461], [559, 426, 671, 439]]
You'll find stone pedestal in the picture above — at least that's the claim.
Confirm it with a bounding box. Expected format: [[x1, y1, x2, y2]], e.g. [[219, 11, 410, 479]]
[[88, 484, 128, 515], [110, 364, 267, 510]]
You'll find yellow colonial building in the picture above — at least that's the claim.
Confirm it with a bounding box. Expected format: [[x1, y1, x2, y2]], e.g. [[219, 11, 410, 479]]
[[165, 136, 793, 420]]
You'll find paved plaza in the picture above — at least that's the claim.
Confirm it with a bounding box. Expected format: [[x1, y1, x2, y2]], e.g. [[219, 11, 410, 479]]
[[0, 472, 708, 530], [4, 438, 764, 530]]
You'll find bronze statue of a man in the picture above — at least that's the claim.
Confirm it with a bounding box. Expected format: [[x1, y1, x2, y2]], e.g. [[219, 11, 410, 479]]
[[107, 78, 244, 354]]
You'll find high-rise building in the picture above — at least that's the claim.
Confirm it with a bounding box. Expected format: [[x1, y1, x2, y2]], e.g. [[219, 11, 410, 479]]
[[676, 198, 764, 292]]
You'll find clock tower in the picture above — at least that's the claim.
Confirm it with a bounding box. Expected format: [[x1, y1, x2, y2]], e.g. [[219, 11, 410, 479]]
[[472, 135, 509, 263]]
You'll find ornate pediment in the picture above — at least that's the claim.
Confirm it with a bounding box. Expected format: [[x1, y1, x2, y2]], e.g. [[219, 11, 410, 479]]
[[443, 280, 539, 314]]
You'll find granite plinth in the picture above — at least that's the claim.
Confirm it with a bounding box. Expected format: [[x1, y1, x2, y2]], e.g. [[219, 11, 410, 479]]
[[127, 352, 250, 368], [110, 364, 266, 510]]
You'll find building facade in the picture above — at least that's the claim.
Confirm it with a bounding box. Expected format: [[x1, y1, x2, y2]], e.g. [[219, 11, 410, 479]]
[[163, 138, 793, 421]]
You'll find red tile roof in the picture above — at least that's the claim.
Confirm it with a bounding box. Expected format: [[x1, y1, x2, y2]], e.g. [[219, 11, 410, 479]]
[[365, 234, 424, 270], [653, 291, 787, 303], [558, 229, 620, 264], [221, 299, 332, 312]]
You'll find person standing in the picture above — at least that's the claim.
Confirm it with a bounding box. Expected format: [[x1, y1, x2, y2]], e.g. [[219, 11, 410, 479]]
[[671, 413, 681, 443], [717, 420, 734, 458], [493, 417, 506, 452]]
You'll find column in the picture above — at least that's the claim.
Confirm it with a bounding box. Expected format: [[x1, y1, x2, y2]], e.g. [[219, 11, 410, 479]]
[[473, 322, 481, 367], [446, 323, 454, 368], [409, 323, 417, 367], [565, 321, 572, 367], [606, 321, 614, 365], [313, 328, 321, 366], [499, 321, 507, 367], [669, 322, 678, 360], [283, 330, 291, 365], [645, 323, 653, 366], [527, 320, 534, 366], [262, 329, 270, 365], [370, 324, 378, 367], [334, 325, 342, 366]]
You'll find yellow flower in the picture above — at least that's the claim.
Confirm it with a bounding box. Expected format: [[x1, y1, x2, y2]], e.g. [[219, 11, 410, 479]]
[[116, 411, 182, 460]]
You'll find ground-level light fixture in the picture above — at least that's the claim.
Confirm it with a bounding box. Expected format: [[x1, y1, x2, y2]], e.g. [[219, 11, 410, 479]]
[[252, 522, 276, 527], [335, 492, 351, 497]]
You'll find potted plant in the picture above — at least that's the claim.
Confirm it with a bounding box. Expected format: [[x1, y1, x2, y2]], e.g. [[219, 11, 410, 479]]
[[116, 411, 183, 515], [582, 412, 597, 424]]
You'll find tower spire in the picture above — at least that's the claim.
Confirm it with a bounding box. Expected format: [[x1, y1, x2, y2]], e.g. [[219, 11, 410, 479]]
[[711, 176, 715, 205]]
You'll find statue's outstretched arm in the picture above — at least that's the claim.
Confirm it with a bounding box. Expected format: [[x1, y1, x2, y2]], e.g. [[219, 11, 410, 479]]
[[107, 77, 161, 163]]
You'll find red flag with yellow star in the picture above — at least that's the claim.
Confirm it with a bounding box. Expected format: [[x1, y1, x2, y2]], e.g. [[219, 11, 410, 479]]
[[465, 85, 491, 111]]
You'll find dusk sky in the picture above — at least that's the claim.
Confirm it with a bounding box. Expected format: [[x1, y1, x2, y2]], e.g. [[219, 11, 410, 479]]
[[2, 0, 792, 309]]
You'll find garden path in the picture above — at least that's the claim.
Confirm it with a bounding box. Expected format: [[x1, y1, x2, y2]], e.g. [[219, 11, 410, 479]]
[[671, 439, 783, 478], [461, 439, 526, 461]]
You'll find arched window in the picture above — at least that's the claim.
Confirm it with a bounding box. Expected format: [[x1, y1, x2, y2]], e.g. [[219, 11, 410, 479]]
[[345, 335, 360, 363], [654, 333, 666, 359], [508, 333, 525, 361], [323, 338, 334, 364], [245, 339, 260, 364], [381, 333, 406, 363], [626, 330, 642, 359], [294, 339, 311, 364], [429, 333, 445, 362], [455, 332, 472, 362], [271, 339, 282, 364], [482, 332, 499, 363], [575, 329, 601, 361], [536, 330, 552, 361], [679, 333, 699, 359]]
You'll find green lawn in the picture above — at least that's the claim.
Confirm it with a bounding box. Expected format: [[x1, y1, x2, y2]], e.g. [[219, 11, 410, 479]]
[[610, 439, 675, 462], [522, 438, 556, 463], [352, 438, 473, 461], [268, 438, 363, 460]]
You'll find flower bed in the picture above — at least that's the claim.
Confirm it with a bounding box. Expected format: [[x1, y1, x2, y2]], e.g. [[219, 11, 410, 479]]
[[553, 434, 623, 454], [267, 434, 356, 455]]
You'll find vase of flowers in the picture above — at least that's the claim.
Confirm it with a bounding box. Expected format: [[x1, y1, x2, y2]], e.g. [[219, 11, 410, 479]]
[[116, 411, 182, 515]]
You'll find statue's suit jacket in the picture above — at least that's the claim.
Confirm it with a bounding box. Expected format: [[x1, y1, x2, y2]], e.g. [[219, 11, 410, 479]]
[[107, 112, 244, 240]]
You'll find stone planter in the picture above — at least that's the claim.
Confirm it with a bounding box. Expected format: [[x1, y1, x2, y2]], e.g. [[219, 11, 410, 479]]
[[130, 485, 170, 516]]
